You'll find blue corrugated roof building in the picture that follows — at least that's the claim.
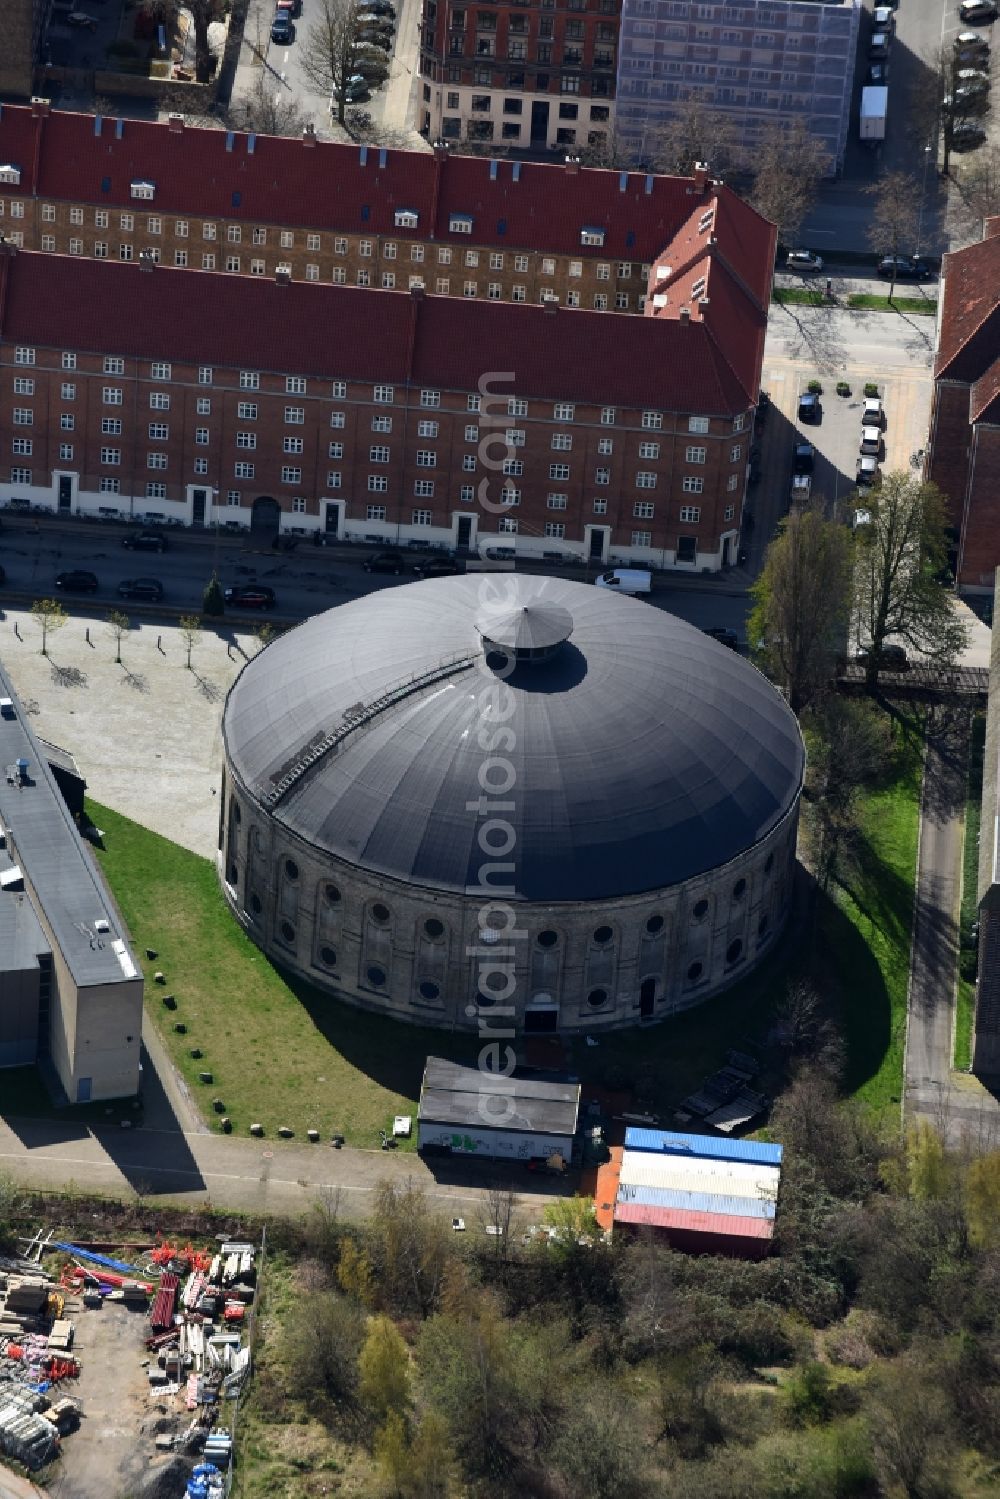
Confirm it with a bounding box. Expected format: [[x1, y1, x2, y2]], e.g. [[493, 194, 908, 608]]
[[623, 1126, 783, 1166]]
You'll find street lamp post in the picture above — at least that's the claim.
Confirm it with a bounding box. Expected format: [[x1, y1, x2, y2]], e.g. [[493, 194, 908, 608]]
[[916, 144, 934, 258]]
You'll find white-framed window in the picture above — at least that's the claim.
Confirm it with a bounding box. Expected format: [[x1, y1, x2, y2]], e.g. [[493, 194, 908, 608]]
[[546, 493, 568, 510], [330, 411, 346, 428], [98, 476, 120, 493], [331, 380, 347, 398], [437, 247, 452, 265], [641, 411, 664, 430], [374, 384, 394, 404], [328, 442, 344, 459], [593, 498, 608, 514], [327, 471, 342, 488], [500, 486, 520, 506], [568, 260, 583, 278], [368, 476, 388, 493], [461, 454, 476, 472], [372, 415, 392, 433], [101, 418, 122, 435], [498, 516, 518, 534], [724, 505, 735, 521], [502, 459, 522, 476], [147, 452, 168, 470], [285, 407, 305, 424], [541, 257, 556, 275], [41, 235, 55, 252], [681, 478, 704, 495], [237, 402, 257, 420], [103, 387, 123, 405], [487, 282, 502, 300], [234, 461, 255, 478], [636, 472, 657, 489], [226, 255, 241, 272], [594, 467, 610, 484], [199, 366, 213, 385], [566, 290, 581, 308], [414, 479, 434, 498], [283, 437, 304, 454], [227, 225, 241, 243], [195, 428, 210, 445], [514, 254, 529, 272], [291, 495, 307, 513], [150, 392, 170, 411], [101, 446, 121, 465], [176, 220, 189, 238], [14, 347, 35, 367], [281, 466, 302, 484], [148, 422, 169, 440], [61, 383, 76, 399], [252, 226, 266, 246], [227, 489, 241, 506], [508, 398, 528, 417], [147, 482, 167, 499], [194, 454, 210, 473], [688, 415, 709, 433], [631, 530, 651, 547], [554, 402, 574, 421], [60, 413, 75, 431], [633, 500, 655, 518], [551, 434, 572, 451], [727, 473, 740, 492], [549, 463, 570, 480], [463, 281, 477, 297], [598, 437, 613, 456], [94, 241, 108, 258], [236, 432, 257, 449], [680, 504, 701, 522], [69, 206, 83, 225], [120, 212, 134, 230], [730, 445, 743, 463], [418, 421, 439, 437], [685, 446, 706, 464], [174, 251, 188, 267], [512, 285, 526, 302], [544, 521, 566, 538], [412, 507, 433, 524], [148, 216, 162, 234], [11, 438, 32, 456], [420, 389, 441, 408], [460, 484, 475, 503], [370, 445, 390, 463], [465, 250, 479, 268], [367, 503, 387, 519], [467, 394, 481, 412], [416, 450, 437, 467], [593, 294, 608, 310], [62, 352, 77, 371], [383, 241, 397, 261], [13, 378, 33, 395], [464, 425, 478, 442], [334, 237, 348, 254], [69, 238, 83, 254], [639, 442, 660, 459], [286, 376, 307, 394], [733, 412, 746, 432], [202, 254, 216, 270], [615, 292, 629, 310], [119, 244, 134, 261], [95, 210, 109, 229], [151, 361, 171, 380], [239, 371, 260, 390]]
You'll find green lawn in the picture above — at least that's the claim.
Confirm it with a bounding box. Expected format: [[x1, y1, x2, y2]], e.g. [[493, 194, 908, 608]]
[[773, 287, 827, 307], [956, 714, 985, 1072], [846, 293, 937, 316], [826, 710, 925, 1116]]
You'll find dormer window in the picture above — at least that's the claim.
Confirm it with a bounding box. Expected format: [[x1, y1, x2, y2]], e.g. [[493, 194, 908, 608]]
[[395, 208, 419, 228], [449, 214, 473, 234], [131, 180, 156, 201], [0, 165, 22, 186], [581, 226, 605, 246]]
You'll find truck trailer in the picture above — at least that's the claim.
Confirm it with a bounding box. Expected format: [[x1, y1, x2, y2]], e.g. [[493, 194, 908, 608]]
[[860, 85, 888, 143]]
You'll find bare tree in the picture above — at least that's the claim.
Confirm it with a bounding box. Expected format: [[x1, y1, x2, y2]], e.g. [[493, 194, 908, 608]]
[[749, 120, 830, 246], [478, 1183, 520, 1260], [852, 473, 967, 691], [106, 610, 130, 666], [645, 96, 742, 178], [232, 71, 304, 137], [30, 599, 67, 657], [299, 0, 365, 126], [866, 172, 919, 298], [140, 0, 222, 84], [955, 143, 1000, 238], [178, 614, 203, 671]]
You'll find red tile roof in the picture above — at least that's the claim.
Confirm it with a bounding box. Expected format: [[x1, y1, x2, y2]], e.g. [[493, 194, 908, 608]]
[[0, 249, 759, 414], [0, 104, 772, 275], [936, 229, 1000, 382], [970, 360, 1000, 424]]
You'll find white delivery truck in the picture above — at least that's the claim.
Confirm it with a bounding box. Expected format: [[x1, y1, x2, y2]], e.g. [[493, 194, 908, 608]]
[[859, 86, 888, 144], [594, 569, 652, 595]]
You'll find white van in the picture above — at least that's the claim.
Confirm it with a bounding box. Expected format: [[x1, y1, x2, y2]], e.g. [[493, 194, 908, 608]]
[[594, 568, 652, 594]]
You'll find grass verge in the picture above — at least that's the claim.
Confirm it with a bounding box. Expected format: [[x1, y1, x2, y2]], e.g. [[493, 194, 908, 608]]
[[773, 287, 827, 306], [846, 293, 937, 316], [956, 713, 985, 1071]]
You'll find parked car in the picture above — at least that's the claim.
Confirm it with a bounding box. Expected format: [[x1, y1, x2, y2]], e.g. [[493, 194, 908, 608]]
[[356, 10, 394, 26], [786, 248, 824, 272], [223, 584, 276, 609], [332, 74, 370, 101], [274, 0, 301, 13], [121, 530, 167, 552], [869, 30, 892, 58], [959, 0, 998, 22], [956, 29, 990, 57], [793, 442, 815, 474], [117, 577, 164, 602], [271, 12, 293, 41], [877, 254, 931, 279], [862, 396, 885, 427], [356, 27, 392, 46], [798, 392, 821, 423], [702, 626, 740, 651], [873, 5, 895, 28], [868, 60, 891, 83], [55, 569, 99, 593], [856, 455, 882, 487], [366, 0, 396, 13], [860, 425, 883, 456], [66, 11, 98, 27], [363, 550, 406, 574], [855, 643, 909, 671], [412, 556, 463, 577], [952, 119, 988, 147], [956, 43, 991, 64]]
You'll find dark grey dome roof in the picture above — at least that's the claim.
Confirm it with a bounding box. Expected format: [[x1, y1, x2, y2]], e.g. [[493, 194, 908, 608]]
[[223, 575, 804, 903]]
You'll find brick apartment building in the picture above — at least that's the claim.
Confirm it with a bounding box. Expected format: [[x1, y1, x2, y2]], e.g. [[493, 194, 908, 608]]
[[0, 188, 773, 568], [418, 0, 620, 152], [0, 0, 46, 99], [0, 101, 702, 313], [927, 218, 1000, 592]]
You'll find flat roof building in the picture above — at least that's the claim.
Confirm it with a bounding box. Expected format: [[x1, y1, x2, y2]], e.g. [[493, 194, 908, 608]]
[[0, 666, 143, 1102], [417, 1055, 581, 1160]]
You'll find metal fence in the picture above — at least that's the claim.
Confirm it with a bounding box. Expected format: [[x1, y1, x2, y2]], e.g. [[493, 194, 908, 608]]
[[838, 663, 989, 696], [222, 1223, 267, 1495]]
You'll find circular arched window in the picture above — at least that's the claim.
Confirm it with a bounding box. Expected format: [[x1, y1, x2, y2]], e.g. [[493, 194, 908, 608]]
[[371, 902, 390, 925], [726, 938, 743, 965], [227, 864, 238, 885], [324, 883, 341, 905], [284, 858, 299, 881], [692, 898, 709, 921], [367, 964, 387, 987], [764, 853, 775, 876], [279, 921, 295, 944], [593, 925, 614, 945], [687, 960, 703, 982], [587, 988, 609, 1008], [424, 918, 445, 940], [732, 878, 747, 901], [249, 893, 262, 915], [646, 914, 664, 934], [537, 929, 559, 948], [419, 980, 440, 1001], [319, 945, 337, 967], [758, 915, 770, 938]]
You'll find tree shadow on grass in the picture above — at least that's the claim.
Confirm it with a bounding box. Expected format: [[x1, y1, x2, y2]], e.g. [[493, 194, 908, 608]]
[[50, 662, 88, 689]]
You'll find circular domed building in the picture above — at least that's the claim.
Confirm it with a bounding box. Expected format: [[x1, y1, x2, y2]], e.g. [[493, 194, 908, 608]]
[[218, 575, 804, 1033]]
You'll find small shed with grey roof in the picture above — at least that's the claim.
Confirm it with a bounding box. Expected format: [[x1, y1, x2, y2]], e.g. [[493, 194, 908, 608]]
[[417, 1055, 580, 1162]]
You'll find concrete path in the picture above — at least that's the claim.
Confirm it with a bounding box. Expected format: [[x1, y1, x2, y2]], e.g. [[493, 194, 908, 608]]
[[904, 706, 1000, 1147]]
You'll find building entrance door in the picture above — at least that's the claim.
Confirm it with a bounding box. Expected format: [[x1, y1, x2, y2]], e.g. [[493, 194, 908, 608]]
[[325, 504, 340, 537], [588, 526, 606, 562], [455, 514, 474, 551], [58, 475, 73, 514], [530, 100, 550, 146], [640, 978, 656, 1019], [251, 495, 281, 540], [191, 488, 208, 528]]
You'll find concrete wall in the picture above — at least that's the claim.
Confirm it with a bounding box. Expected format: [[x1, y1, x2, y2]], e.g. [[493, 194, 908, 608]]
[[417, 1121, 572, 1159], [0, 962, 40, 1069], [220, 768, 799, 1033]]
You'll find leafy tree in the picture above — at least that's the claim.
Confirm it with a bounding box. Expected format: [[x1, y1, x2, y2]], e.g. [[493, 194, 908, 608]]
[[964, 1150, 1000, 1248], [367, 1178, 453, 1319], [233, 71, 304, 138], [376, 1409, 455, 1499], [178, 614, 203, 670], [337, 1236, 376, 1307], [203, 573, 224, 617], [106, 609, 130, 666], [749, 120, 830, 246], [907, 1119, 950, 1202], [299, 0, 365, 127], [804, 695, 894, 890], [866, 172, 919, 298], [550, 1390, 651, 1499], [358, 1314, 410, 1422], [30, 598, 67, 657], [283, 1291, 365, 1408], [542, 1195, 600, 1246], [865, 1357, 957, 1498], [749, 504, 852, 713], [852, 473, 967, 691], [656, 1348, 727, 1457], [253, 622, 276, 654]]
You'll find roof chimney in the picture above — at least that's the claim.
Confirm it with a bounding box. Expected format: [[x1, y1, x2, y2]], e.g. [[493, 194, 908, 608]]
[[433, 140, 449, 162], [275, 267, 291, 286], [139, 249, 156, 272], [410, 283, 425, 300], [30, 98, 50, 119], [678, 305, 690, 324], [167, 113, 184, 133], [543, 299, 558, 315], [692, 161, 708, 193], [564, 155, 580, 175], [302, 123, 317, 146]]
